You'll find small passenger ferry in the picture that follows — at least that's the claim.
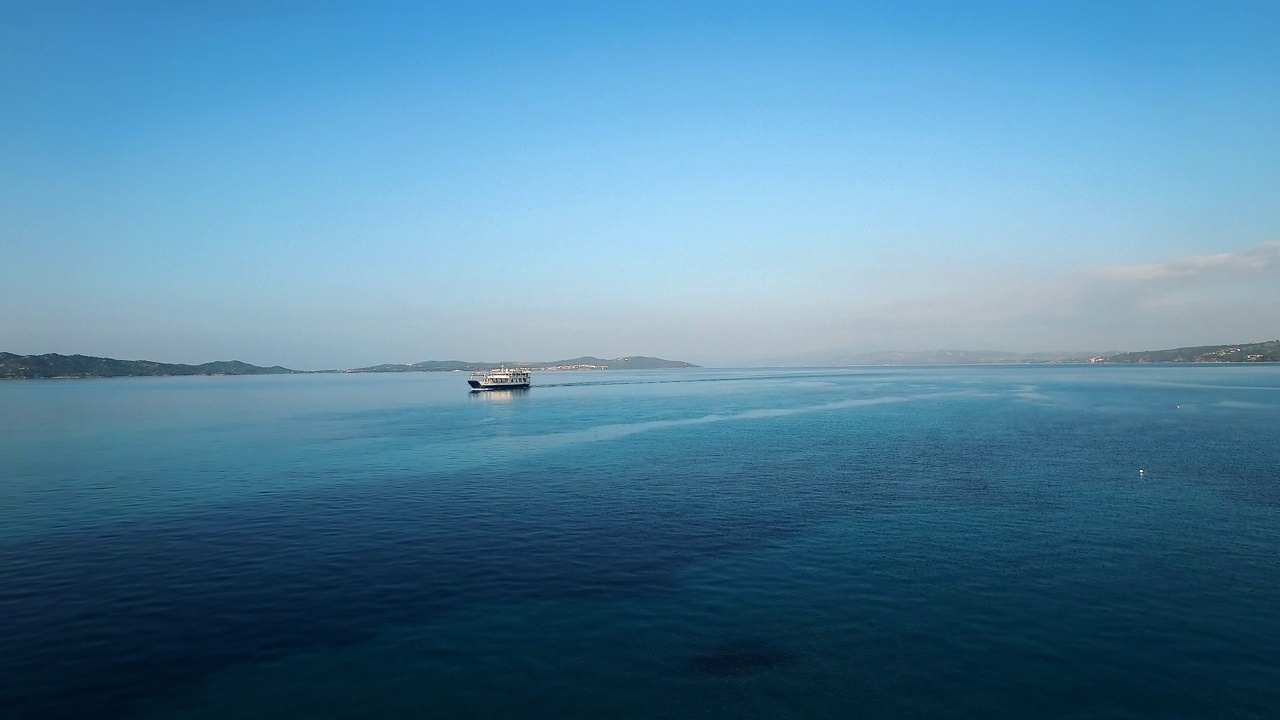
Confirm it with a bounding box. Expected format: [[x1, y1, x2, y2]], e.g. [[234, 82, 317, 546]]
[[467, 366, 532, 390]]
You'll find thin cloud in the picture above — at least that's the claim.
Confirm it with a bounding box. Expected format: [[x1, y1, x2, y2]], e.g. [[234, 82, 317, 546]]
[[1094, 241, 1280, 283], [810, 240, 1280, 356]]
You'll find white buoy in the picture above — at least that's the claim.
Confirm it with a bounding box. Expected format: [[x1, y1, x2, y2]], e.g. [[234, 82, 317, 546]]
[[1139, 469, 1145, 476]]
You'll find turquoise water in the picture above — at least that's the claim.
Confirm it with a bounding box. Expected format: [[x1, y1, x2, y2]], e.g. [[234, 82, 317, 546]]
[[2, 366, 1278, 718]]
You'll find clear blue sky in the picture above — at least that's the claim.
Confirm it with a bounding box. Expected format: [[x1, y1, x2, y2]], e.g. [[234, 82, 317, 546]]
[[3, 1, 1278, 368]]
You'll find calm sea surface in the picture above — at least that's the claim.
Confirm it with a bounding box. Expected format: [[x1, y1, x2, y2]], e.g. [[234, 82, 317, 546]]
[[2, 366, 1278, 719]]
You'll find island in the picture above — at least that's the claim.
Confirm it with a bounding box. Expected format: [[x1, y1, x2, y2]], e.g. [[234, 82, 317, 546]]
[[0, 353, 700, 379], [0, 353, 300, 379]]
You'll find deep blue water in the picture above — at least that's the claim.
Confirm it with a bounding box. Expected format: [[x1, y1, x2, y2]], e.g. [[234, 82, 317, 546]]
[[2, 366, 1278, 719]]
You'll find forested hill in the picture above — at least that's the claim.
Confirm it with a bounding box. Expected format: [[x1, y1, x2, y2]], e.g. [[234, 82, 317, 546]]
[[1096, 341, 1280, 363], [0, 353, 299, 379]]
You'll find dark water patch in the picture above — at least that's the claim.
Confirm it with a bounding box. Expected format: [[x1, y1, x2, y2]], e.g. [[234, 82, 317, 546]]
[[686, 639, 794, 677], [0, 459, 821, 720]]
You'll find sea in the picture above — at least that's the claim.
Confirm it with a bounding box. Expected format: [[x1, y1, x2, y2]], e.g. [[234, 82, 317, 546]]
[[1, 365, 1278, 719]]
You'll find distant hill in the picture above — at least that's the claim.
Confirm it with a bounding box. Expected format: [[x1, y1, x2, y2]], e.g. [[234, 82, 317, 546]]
[[1094, 340, 1280, 363], [827, 342, 1280, 365], [818, 349, 1092, 366], [0, 353, 299, 379], [542, 356, 700, 370], [793, 342, 1280, 366], [344, 355, 699, 373]]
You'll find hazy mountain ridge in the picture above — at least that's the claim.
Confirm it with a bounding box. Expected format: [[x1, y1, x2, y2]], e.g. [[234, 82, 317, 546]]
[[342, 356, 699, 373], [0, 353, 699, 379], [779, 342, 1280, 366], [813, 349, 1097, 366]]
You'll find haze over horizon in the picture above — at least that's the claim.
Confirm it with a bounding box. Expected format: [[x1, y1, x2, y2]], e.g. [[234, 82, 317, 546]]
[[4, 2, 1278, 371]]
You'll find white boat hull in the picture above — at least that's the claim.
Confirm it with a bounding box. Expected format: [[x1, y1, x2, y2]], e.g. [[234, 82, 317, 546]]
[[468, 379, 530, 390]]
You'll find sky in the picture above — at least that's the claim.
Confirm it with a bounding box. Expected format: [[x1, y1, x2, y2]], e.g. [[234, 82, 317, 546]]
[[3, 1, 1278, 369]]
